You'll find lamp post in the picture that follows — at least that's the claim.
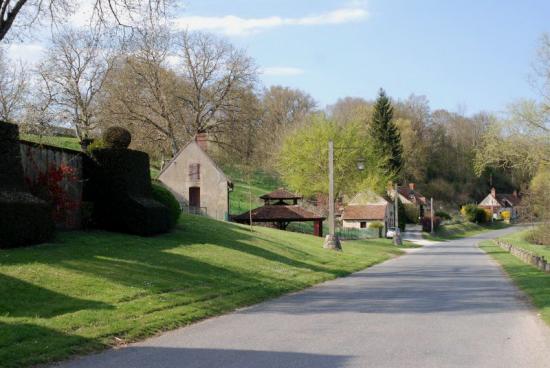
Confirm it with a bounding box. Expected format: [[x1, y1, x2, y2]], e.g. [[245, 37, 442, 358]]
[[323, 140, 365, 251]]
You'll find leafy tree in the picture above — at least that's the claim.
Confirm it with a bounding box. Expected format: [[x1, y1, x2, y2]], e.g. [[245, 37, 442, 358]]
[[368, 88, 403, 178], [278, 114, 388, 199]]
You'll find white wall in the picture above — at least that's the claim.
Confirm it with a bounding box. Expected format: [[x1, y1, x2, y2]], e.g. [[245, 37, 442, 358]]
[[158, 142, 229, 221]]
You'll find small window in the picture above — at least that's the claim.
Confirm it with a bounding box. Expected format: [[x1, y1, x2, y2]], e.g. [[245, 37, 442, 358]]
[[360, 221, 367, 228], [189, 163, 200, 181]]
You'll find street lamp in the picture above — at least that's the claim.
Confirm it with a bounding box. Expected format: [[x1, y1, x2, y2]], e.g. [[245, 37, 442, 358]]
[[323, 140, 365, 251]]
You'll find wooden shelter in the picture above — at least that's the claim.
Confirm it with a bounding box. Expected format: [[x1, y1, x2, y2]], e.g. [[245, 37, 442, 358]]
[[232, 188, 325, 237]]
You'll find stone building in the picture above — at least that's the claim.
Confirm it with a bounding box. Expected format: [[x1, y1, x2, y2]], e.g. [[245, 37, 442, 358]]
[[342, 191, 395, 233], [158, 134, 233, 221]]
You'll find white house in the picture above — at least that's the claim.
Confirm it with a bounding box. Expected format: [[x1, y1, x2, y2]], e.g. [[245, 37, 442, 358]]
[[479, 187, 522, 219], [158, 134, 232, 221], [341, 191, 395, 232]]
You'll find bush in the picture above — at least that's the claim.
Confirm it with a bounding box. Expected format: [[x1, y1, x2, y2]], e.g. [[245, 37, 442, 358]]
[[435, 210, 451, 220], [397, 199, 406, 231], [103, 126, 131, 149], [404, 204, 420, 224], [421, 215, 441, 232], [501, 210, 511, 222], [461, 204, 488, 223], [368, 221, 384, 229], [0, 192, 55, 248], [152, 182, 181, 228], [86, 138, 105, 153]]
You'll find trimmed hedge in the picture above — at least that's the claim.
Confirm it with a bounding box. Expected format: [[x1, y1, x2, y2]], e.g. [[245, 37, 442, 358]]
[[152, 182, 181, 228], [461, 204, 490, 223], [0, 121, 55, 247], [435, 210, 452, 220], [421, 215, 441, 232], [0, 192, 55, 248], [404, 204, 420, 224], [86, 147, 172, 236]]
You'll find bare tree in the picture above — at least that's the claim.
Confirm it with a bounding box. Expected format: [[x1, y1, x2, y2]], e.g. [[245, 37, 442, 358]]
[[40, 27, 111, 140], [176, 31, 257, 136], [0, 46, 27, 121], [0, 0, 170, 42]]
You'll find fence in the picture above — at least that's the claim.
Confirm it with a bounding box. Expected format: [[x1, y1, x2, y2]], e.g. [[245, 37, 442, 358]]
[[494, 240, 550, 273], [287, 222, 379, 240], [19, 140, 83, 229]]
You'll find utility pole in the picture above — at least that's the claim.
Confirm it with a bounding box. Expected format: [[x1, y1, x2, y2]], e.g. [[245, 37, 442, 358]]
[[324, 140, 341, 250], [430, 197, 434, 234], [393, 183, 402, 246]]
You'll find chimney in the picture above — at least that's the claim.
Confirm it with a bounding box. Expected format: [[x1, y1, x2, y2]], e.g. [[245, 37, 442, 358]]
[[491, 187, 496, 198], [195, 132, 208, 152], [408, 183, 416, 191]]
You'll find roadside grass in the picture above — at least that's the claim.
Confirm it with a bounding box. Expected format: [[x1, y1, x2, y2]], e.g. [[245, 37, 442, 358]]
[[480, 241, 550, 326], [497, 228, 550, 260], [423, 221, 510, 241], [20, 134, 81, 151], [0, 214, 403, 368]]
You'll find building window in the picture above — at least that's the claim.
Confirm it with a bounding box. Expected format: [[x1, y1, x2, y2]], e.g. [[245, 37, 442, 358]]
[[360, 221, 367, 228], [189, 163, 200, 181]]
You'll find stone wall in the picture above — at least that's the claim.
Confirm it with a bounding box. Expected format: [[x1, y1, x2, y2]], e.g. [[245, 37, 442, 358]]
[[19, 140, 83, 229], [494, 239, 550, 273]]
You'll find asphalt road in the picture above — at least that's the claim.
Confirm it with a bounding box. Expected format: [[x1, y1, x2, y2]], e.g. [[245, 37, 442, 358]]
[[56, 227, 550, 368]]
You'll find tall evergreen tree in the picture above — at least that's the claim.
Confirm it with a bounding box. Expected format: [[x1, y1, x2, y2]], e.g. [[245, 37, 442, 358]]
[[369, 88, 403, 178]]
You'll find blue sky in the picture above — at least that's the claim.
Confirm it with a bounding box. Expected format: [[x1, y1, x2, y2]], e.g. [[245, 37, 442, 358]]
[[8, 0, 549, 115], [173, 0, 549, 115]]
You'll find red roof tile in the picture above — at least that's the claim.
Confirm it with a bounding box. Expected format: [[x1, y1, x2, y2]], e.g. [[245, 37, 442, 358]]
[[232, 205, 324, 222], [342, 204, 387, 220]]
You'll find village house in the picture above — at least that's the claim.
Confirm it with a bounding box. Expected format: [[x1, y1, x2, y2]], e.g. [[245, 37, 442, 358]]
[[478, 187, 522, 219], [341, 191, 395, 233], [158, 134, 233, 221], [389, 183, 428, 219]]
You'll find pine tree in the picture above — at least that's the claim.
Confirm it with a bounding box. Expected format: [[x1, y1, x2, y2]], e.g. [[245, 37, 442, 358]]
[[369, 88, 403, 177]]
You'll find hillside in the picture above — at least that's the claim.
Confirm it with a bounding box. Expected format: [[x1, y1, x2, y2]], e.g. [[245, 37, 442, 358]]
[[0, 214, 403, 368], [223, 165, 283, 215], [20, 133, 81, 151]]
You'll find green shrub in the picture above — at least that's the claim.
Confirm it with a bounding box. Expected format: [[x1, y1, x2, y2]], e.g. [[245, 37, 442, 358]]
[[404, 204, 420, 224], [435, 210, 451, 220], [103, 126, 131, 148], [152, 182, 181, 228], [368, 221, 384, 229], [461, 204, 489, 223], [397, 198, 406, 231], [86, 138, 105, 153]]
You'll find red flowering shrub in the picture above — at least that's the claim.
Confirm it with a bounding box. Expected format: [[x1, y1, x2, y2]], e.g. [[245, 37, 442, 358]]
[[27, 164, 80, 227], [421, 215, 441, 232]]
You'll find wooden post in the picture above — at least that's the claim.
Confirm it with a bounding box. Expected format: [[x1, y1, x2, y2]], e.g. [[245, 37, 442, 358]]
[[430, 197, 434, 234]]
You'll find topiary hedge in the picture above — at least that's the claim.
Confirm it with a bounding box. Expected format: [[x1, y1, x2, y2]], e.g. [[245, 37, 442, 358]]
[[85, 147, 172, 236], [0, 121, 55, 247], [151, 182, 181, 228], [435, 210, 452, 220]]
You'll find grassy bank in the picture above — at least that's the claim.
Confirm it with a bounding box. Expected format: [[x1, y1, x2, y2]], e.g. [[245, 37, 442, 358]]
[[0, 214, 403, 368], [497, 229, 550, 260], [480, 241, 550, 326], [423, 221, 510, 241], [20, 134, 81, 151]]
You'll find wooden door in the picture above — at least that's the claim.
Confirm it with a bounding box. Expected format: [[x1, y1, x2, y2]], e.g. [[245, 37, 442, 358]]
[[189, 187, 200, 208]]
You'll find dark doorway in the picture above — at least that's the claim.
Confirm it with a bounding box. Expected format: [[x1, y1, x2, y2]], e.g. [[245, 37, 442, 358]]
[[189, 187, 200, 209]]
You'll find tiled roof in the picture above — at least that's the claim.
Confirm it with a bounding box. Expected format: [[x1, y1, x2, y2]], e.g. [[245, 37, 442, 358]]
[[342, 204, 387, 220], [397, 187, 427, 205], [232, 205, 324, 222], [260, 188, 302, 200], [496, 194, 521, 207]]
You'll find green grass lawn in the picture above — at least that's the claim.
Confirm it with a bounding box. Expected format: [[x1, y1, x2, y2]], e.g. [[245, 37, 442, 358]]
[[20, 134, 81, 151], [423, 221, 510, 241], [497, 229, 550, 260], [0, 214, 403, 368], [480, 241, 550, 326]]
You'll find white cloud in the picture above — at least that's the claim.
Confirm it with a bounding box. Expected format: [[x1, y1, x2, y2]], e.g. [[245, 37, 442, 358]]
[[261, 66, 305, 77], [172, 6, 368, 36]]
